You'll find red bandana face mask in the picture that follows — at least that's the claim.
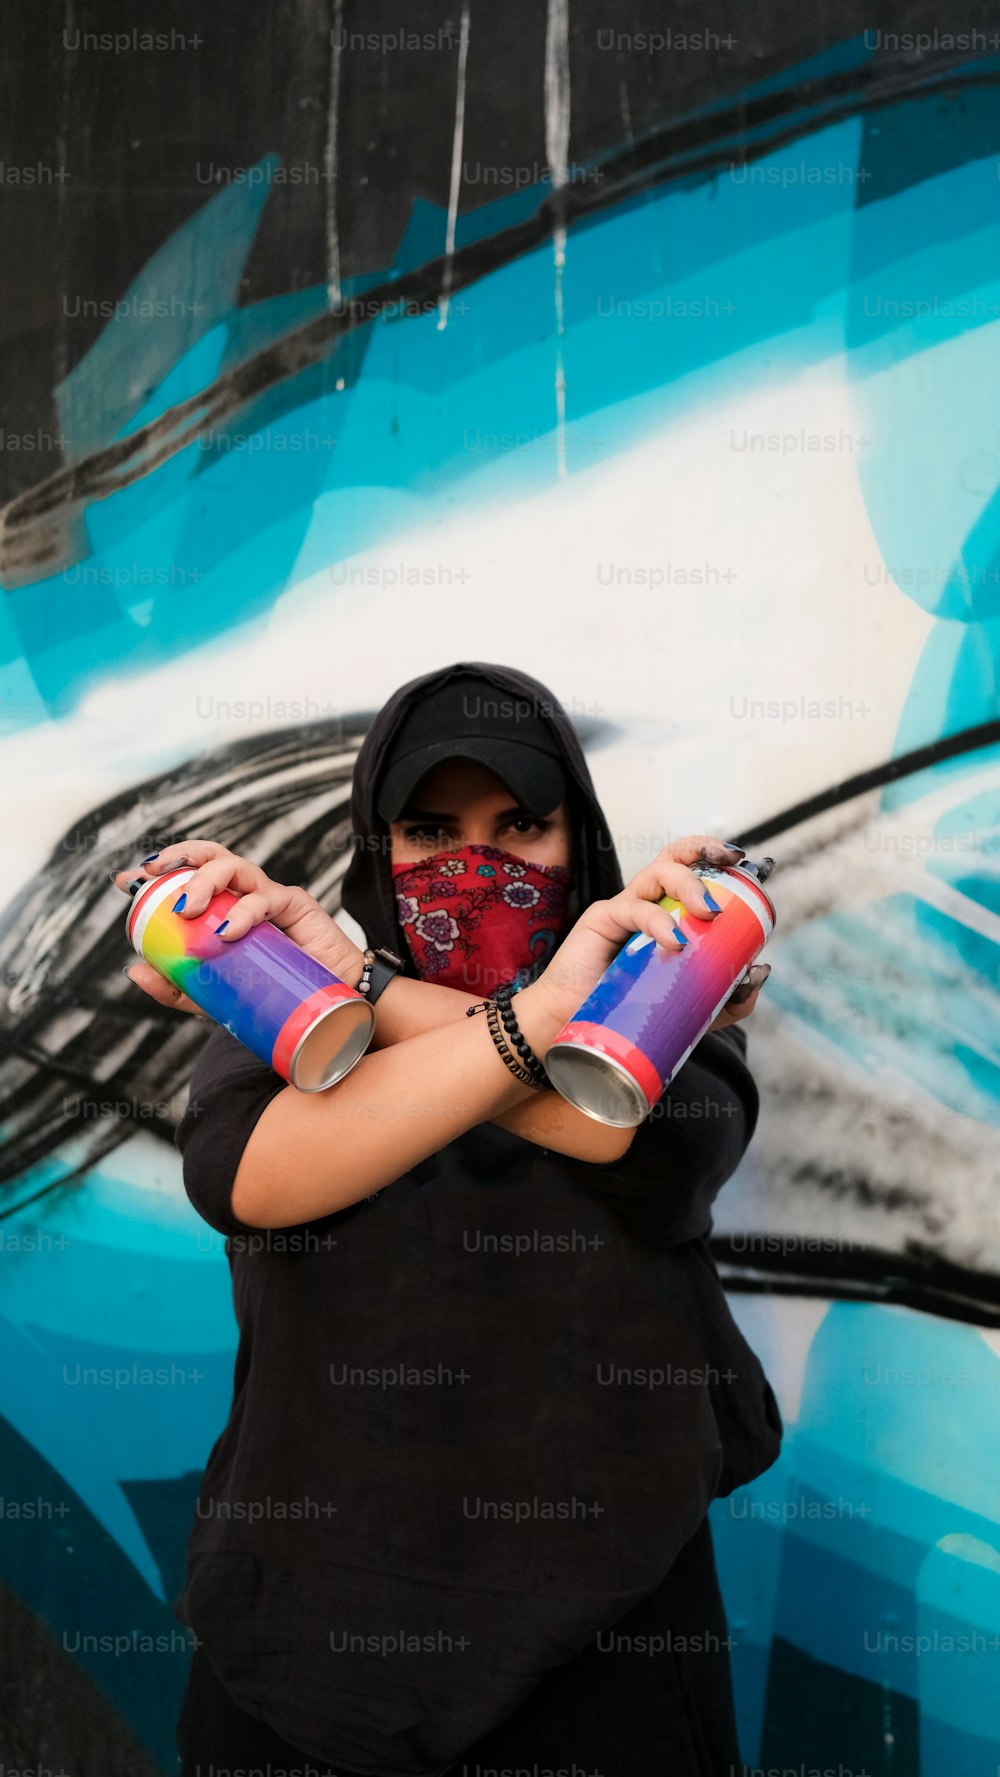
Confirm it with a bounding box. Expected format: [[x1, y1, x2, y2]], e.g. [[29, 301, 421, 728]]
[[390, 843, 575, 995]]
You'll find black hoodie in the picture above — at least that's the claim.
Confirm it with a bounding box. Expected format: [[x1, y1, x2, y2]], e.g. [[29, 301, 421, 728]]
[[340, 658, 626, 967], [173, 659, 783, 1776]]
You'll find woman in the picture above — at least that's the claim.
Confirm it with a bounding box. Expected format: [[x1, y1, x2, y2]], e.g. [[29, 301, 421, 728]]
[[116, 659, 781, 1777]]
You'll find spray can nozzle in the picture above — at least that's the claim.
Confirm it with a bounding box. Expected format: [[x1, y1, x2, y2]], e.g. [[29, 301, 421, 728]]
[[739, 855, 775, 883]]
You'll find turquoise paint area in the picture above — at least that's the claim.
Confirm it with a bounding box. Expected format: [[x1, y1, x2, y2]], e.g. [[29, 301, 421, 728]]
[[0, 1172, 238, 1601], [787, 1305, 1000, 1536], [709, 1454, 789, 1761], [925, 781, 1000, 916], [713, 1301, 1000, 1761], [766, 890, 1000, 1126], [0, 1312, 232, 1598], [917, 1538, 1000, 1756], [845, 94, 1000, 789], [113, 327, 230, 445], [2, 1224, 236, 1351], [36, 1160, 231, 1255]]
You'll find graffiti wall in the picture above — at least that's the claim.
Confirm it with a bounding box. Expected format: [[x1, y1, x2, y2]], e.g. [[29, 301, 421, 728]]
[[2, 4, 999, 1771]]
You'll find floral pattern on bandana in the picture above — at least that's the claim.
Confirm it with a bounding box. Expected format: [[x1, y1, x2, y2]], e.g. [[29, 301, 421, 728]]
[[391, 842, 574, 995]]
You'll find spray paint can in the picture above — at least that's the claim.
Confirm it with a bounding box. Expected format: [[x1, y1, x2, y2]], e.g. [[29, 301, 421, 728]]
[[542, 857, 776, 1127], [125, 867, 375, 1091]]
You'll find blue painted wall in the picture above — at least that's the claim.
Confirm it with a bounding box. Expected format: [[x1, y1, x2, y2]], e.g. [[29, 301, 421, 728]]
[[2, 14, 999, 1772]]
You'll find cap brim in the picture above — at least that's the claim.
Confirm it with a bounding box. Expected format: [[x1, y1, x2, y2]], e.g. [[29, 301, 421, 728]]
[[376, 740, 566, 823]]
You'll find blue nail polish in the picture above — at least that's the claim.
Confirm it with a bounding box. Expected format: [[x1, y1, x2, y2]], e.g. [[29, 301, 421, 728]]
[[141, 852, 159, 863], [703, 891, 722, 913], [215, 920, 229, 934], [672, 925, 689, 946], [173, 893, 187, 913]]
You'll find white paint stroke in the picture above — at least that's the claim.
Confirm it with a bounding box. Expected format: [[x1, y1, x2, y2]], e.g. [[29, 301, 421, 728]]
[[324, 0, 344, 307], [544, 0, 570, 477], [618, 76, 633, 147], [55, 0, 75, 386], [438, 1, 471, 331]]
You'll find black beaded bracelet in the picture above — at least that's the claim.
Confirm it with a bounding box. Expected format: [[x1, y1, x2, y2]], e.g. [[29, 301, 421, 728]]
[[466, 984, 552, 1091], [494, 982, 552, 1090], [466, 996, 536, 1086]]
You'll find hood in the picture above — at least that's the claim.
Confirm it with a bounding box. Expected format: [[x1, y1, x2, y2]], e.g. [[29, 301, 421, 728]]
[[341, 660, 627, 980]]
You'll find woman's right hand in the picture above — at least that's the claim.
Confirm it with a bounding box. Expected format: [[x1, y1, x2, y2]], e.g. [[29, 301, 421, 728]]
[[112, 839, 365, 1016], [518, 835, 750, 1033]]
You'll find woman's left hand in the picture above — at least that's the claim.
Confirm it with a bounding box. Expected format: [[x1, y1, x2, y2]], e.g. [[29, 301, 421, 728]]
[[607, 833, 772, 1034], [708, 960, 771, 1032]]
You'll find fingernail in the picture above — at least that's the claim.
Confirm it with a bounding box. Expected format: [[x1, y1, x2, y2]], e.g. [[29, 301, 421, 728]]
[[215, 920, 229, 934], [121, 964, 133, 978], [723, 841, 745, 855], [703, 891, 722, 913], [108, 868, 121, 882], [672, 925, 689, 946], [173, 894, 187, 912], [141, 852, 159, 863]]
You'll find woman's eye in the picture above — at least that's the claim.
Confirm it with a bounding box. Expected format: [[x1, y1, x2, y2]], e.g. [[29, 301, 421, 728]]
[[508, 817, 549, 836]]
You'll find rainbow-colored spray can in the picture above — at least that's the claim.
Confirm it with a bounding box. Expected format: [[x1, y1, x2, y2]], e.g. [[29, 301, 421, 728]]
[[125, 867, 375, 1091], [543, 858, 776, 1127]]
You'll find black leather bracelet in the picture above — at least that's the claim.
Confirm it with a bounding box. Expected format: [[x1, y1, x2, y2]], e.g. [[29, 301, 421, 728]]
[[356, 945, 403, 1005]]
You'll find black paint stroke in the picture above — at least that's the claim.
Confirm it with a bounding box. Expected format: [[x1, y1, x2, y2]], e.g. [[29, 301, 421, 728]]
[[711, 1239, 1000, 1325], [0, 717, 373, 1209], [731, 718, 1000, 846]]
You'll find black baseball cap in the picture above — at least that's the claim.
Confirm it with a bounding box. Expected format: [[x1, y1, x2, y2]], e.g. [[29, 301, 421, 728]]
[[375, 672, 569, 822]]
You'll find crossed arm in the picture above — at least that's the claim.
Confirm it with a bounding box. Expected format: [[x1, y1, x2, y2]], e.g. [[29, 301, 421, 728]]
[[118, 842, 764, 1217], [353, 963, 639, 1164]]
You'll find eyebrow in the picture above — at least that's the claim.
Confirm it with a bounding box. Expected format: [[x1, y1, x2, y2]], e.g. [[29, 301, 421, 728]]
[[398, 804, 536, 822]]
